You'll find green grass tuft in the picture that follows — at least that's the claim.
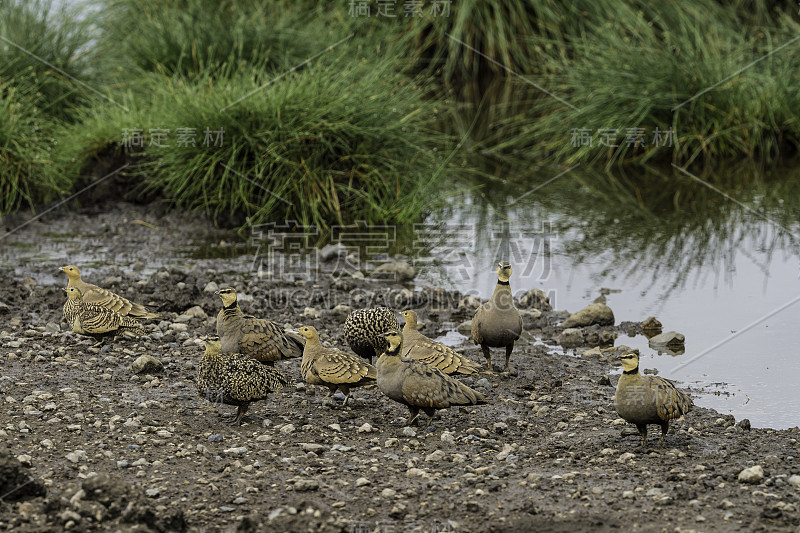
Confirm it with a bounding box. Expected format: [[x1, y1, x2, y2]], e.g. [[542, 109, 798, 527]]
[[0, 83, 70, 213], [59, 54, 450, 231]]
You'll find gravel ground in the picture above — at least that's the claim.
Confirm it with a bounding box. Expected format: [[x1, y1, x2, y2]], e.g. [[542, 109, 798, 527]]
[[0, 202, 798, 532]]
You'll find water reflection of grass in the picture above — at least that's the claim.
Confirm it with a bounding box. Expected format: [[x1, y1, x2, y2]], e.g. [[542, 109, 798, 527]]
[[455, 162, 800, 294]]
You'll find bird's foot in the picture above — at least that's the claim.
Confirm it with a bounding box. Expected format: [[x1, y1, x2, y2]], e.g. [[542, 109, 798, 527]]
[[322, 397, 339, 408]]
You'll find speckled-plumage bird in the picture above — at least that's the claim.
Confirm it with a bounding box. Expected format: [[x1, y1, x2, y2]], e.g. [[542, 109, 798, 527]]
[[471, 262, 523, 372], [59, 265, 160, 319], [401, 310, 482, 375], [344, 306, 400, 362], [215, 287, 303, 365], [62, 287, 146, 338], [615, 352, 694, 446], [298, 326, 376, 405], [376, 330, 487, 428], [196, 336, 290, 425]]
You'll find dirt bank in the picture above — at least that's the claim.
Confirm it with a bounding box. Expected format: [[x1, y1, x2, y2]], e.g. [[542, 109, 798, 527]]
[[0, 202, 798, 532]]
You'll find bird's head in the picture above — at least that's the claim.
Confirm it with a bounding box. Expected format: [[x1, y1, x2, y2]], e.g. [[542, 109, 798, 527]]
[[298, 325, 319, 341], [64, 286, 82, 301], [496, 261, 512, 282], [381, 330, 403, 352], [214, 287, 238, 307], [619, 352, 640, 372], [401, 310, 418, 329], [204, 336, 221, 354], [59, 265, 81, 281]]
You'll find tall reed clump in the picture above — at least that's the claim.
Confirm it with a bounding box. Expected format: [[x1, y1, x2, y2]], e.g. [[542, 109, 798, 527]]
[[457, 1, 800, 167], [59, 52, 450, 231], [524, 1, 800, 166], [96, 0, 317, 81], [0, 0, 95, 213]]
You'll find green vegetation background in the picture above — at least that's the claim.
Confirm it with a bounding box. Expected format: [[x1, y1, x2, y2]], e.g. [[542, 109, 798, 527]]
[[1, 0, 798, 230]]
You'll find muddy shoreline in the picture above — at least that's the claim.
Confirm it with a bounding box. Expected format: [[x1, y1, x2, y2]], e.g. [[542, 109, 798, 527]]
[[0, 202, 798, 532]]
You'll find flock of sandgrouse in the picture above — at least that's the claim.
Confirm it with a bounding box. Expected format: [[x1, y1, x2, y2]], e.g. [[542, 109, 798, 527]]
[[58, 261, 693, 446]]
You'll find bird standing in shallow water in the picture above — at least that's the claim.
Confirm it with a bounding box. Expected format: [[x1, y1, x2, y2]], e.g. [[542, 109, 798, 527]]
[[215, 287, 303, 365], [614, 352, 693, 447], [376, 330, 487, 428], [196, 336, 290, 425], [59, 265, 160, 319], [62, 287, 146, 340], [471, 262, 523, 372], [298, 326, 376, 405]]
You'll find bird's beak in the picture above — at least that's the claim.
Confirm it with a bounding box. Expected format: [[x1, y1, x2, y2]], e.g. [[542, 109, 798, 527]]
[[213, 290, 220, 295], [58, 267, 64, 272]]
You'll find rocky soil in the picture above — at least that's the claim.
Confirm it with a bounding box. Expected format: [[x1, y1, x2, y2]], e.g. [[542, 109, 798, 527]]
[[0, 202, 798, 532]]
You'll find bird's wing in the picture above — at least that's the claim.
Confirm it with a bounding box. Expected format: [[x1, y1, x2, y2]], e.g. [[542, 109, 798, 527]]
[[222, 355, 289, 401], [653, 377, 694, 420], [399, 362, 465, 408], [471, 307, 484, 344], [78, 304, 121, 334], [316, 351, 376, 384], [239, 317, 287, 362]]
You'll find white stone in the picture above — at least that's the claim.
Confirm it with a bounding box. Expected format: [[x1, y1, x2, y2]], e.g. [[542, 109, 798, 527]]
[[738, 465, 764, 484]]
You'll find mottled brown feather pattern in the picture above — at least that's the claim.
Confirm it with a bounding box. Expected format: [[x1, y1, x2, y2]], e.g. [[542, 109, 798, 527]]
[[615, 353, 693, 446], [299, 326, 376, 404], [197, 337, 290, 424], [401, 310, 482, 375], [377, 331, 487, 427], [215, 288, 304, 365], [63, 287, 146, 337], [344, 307, 400, 361], [59, 265, 160, 319]]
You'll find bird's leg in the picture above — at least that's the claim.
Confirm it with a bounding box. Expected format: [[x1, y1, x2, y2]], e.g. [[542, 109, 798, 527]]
[[636, 424, 648, 447], [422, 408, 437, 430], [658, 422, 669, 447], [504, 342, 514, 372], [481, 345, 493, 371], [406, 406, 420, 427], [340, 385, 351, 406], [231, 403, 249, 425]]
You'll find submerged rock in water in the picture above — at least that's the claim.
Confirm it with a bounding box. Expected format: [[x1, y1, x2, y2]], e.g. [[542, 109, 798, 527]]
[[561, 303, 614, 328], [641, 316, 663, 330], [648, 330, 685, 346], [558, 328, 584, 348], [519, 309, 543, 329], [518, 288, 552, 312]]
